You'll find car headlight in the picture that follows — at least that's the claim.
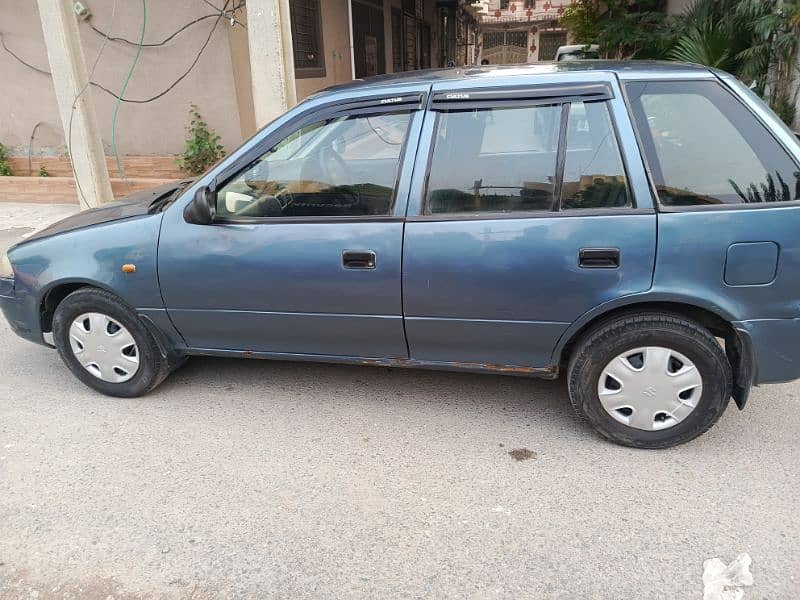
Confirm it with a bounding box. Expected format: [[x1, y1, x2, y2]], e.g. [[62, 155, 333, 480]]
[[0, 253, 13, 278]]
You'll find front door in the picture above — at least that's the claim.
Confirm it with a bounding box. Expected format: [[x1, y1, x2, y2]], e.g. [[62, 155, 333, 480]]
[[158, 98, 424, 358], [402, 82, 657, 368]]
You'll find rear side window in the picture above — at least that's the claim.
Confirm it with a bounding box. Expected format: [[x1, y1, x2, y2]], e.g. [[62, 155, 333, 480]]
[[626, 80, 800, 206], [561, 101, 631, 210], [425, 104, 561, 214], [424, 99, 631, 215]]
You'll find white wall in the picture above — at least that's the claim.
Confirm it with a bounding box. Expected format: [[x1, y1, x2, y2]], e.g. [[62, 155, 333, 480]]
[[0, 0, 242, 156]]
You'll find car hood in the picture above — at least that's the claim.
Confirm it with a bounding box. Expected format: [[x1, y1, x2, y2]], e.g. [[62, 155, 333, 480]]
[[14, 179, 193, 248]]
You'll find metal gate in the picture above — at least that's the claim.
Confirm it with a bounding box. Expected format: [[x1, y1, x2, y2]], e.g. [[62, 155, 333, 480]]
[[538, 31, 568, 61], [481, 30, 528, 65]]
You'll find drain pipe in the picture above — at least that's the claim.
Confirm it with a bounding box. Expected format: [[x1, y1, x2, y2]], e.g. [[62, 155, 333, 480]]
[[347, 0, 356, 80]]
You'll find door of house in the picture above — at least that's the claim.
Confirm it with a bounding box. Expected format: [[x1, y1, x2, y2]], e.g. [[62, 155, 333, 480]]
[[353, 0, 386, 78], [538, 31, 568, 61]]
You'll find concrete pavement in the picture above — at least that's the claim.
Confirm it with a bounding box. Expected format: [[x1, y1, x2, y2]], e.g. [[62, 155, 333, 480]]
[[0, 205, 798, 599]]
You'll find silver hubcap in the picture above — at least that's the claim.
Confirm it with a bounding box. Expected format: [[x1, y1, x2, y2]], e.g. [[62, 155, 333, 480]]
[[597, 346, 703, 431], [68, 312, 140, 383]]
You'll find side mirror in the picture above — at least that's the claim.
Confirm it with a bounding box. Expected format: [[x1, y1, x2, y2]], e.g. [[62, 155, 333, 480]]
[[184, 184, 216, 225]]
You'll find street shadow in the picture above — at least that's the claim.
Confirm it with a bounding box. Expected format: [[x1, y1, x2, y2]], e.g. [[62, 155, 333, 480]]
[[156, 354, 582, 433]]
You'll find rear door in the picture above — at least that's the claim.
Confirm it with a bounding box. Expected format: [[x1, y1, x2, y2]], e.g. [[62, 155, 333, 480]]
[[402, 76, 657, 369]]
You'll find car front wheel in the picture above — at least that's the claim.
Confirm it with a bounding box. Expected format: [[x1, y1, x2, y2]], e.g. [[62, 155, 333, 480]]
[[567, 312, 733, 449], [52, 288, 169, 397]]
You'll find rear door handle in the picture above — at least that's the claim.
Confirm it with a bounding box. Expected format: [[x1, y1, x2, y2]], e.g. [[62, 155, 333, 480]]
[[579, 248, 620, 268], [342, 250, 376, 269]]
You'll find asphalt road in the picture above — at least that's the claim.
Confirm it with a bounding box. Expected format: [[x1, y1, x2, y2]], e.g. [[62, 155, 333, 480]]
[[1, 215, 799, 599]]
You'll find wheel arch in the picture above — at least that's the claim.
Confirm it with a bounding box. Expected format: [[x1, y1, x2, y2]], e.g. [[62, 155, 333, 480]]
[[39, 279, 117, 335], [40, 280, 179, 362], [554, 298, 754, 410]]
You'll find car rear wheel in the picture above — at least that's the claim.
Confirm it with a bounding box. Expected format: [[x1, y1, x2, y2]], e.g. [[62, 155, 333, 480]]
[[52, 288, 169, 397], [567, 312, 732, 449]]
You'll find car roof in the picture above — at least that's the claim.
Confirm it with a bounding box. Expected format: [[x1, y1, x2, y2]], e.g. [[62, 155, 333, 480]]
[[556, 44, 600, 52], [320, 61, 716, 95]]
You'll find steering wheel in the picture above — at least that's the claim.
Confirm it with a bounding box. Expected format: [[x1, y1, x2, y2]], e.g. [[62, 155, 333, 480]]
[[240, 159, 296, 215], [272, 187, 294, 211]]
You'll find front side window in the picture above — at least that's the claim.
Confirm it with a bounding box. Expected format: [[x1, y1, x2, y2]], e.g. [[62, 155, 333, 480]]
[[561, 101, 631, 210], [216, 111, 412, 219], [626, 80, 800, 206], [425, 104, 561, 214]]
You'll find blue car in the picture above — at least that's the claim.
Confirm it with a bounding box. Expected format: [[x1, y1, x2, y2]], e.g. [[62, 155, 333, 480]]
[[3, 62, 799, 448]]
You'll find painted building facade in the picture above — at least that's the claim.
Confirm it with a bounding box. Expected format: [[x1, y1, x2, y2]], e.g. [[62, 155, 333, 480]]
[[476, 0, 574, 64]]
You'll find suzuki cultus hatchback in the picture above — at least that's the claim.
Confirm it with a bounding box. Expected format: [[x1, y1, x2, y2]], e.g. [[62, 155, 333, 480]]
[[3, 62, 800, 448]]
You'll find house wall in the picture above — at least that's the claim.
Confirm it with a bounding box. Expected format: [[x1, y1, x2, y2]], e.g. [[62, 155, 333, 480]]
[[292, 0, 441, 98], [0, 0, 452, 159], [0, 0, 243, 157], [294, 0, 353, 101]]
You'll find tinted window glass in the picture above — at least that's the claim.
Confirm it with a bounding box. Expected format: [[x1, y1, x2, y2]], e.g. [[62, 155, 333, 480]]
[[561, 101, 630, 210], [425, 105, 561, 214], [216, 112, 411, 218], [627, 81, 800, 206]]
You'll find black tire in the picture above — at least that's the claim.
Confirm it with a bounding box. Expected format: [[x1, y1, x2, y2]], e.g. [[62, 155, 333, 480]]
[[52, 287, 170, 397], [567, 311, 732, 449]]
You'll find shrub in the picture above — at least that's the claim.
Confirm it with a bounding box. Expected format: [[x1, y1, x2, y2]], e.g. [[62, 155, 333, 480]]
[[0, 143, 12, 176], [177, 104, 225, 175]]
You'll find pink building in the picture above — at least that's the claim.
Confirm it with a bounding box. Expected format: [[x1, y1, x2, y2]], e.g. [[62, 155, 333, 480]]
[[476, 0, 574, 64]]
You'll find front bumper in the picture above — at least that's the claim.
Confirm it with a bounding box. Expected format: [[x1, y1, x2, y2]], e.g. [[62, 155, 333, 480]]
[[0, 278, 46, 346]]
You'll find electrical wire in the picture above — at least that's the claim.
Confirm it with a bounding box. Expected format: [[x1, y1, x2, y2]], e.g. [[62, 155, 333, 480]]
[[200, 0, 223, 11], [202, 0, 246, 26], [87, 1, 244, 47], [67, 0, 119, 206], [90, 14, 215, 47], [110, 0, 147, 179], [2, 24, 217, 104], [0, 31, 51, 77], [112, 11, 226, 104], [0, 0, 236, 104]]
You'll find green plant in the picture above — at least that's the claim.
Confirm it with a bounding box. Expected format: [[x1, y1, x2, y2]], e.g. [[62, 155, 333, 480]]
[[729, 171, 800, 203], [670, 0, 800, 126], [668, 0, 749, 72], [561, 1, 799, 127], [772, 94, 798, 127], [38, 165, 50, 177], [177, 104, 225, 175], [0, 142, 12, 176], [560, 0, 675, 59]]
